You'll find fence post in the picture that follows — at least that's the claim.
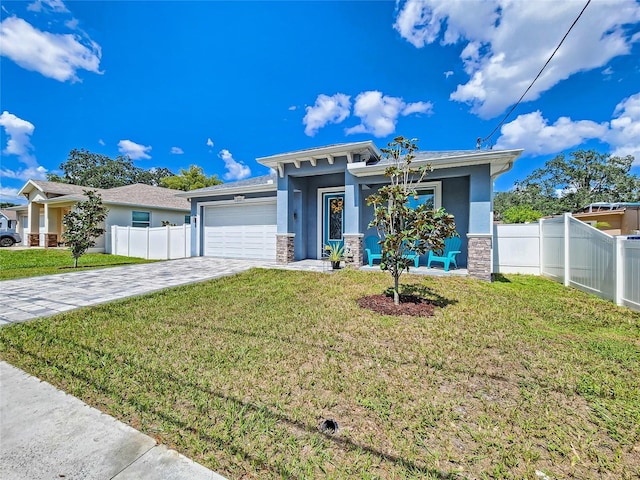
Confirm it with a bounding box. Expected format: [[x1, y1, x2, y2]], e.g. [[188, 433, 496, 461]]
[[615, 236, 624, 306], [127, 227, 131, 257], [538, 218, 544, 276], [111, 225, 116, 255], [166, 225, 171, 260], [563, 213, 570, 286], [183, 223, 188, 258]]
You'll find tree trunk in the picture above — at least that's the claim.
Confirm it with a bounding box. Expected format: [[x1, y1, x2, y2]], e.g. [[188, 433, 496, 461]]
[[74, 256, 78, 268], [393, 272, 400, 305]]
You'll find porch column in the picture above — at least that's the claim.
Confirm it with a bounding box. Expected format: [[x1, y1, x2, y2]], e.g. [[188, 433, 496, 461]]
[[276, 172, 295, 264], [28, 202, 40, 247], [43, 204, 59, 247], [343, 171, 363, 266], [467, 167, 493, 281]]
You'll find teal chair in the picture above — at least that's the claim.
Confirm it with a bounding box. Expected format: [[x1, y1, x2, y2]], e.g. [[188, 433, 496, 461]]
[[364, 235, 382, 267], [427, 237, 462, 272], [365, 236, 420, 268]]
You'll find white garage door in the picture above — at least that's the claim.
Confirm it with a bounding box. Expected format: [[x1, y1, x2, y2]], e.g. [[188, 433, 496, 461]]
[[203, 201, 277, 260]]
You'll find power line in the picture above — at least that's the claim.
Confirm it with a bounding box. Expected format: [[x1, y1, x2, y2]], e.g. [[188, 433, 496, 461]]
[[478, 0, 592, 148]]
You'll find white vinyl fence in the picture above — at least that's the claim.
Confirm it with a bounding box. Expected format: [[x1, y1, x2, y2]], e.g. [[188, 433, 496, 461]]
[[494, 214, 640, 311], [111, 225, 191, 260]]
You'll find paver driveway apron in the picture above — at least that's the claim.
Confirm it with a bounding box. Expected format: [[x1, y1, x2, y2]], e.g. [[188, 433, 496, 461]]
[[0, 257, 275, 325]]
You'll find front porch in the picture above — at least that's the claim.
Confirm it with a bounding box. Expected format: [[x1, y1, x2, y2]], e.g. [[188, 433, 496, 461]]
[[273, 258, 469, 276]]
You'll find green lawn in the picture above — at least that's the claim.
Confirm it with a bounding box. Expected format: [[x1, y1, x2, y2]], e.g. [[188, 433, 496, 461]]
[[0, 248, 155, 280], [1, 269, 638, 479]]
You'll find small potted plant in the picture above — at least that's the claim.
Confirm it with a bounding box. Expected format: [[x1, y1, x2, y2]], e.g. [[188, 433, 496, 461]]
[[324, 242, 345, 270]]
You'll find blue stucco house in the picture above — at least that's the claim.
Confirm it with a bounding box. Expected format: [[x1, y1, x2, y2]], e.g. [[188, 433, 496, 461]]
[[180, 141, 523, 280]]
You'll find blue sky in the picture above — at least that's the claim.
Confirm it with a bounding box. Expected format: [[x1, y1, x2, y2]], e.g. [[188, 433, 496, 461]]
[[1, 0, 639, 204]]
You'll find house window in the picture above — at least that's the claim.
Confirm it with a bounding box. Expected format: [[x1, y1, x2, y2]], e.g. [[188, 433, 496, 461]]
[[184, 215, 191, 224], [407, 181, 442, 210], [132, 211, 150, 228]]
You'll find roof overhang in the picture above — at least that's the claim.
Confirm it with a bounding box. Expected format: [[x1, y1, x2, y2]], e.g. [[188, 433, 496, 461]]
[[257, 141, 382, 178], [177, 181, 277, 199], [347, 149, 524, 179]]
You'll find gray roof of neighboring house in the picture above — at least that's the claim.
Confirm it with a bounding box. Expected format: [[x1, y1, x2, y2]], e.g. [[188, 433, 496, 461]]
[[21, 180, 190, 211], [99, 184, 190, 210], [0, 209, 17, 220]]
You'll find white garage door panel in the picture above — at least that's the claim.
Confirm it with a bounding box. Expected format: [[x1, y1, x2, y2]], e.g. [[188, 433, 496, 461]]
[[203, 202, 277, 260]]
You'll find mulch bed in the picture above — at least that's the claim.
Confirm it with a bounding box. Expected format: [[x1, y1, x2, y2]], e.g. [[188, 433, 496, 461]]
[[357, 294, 437, 317]]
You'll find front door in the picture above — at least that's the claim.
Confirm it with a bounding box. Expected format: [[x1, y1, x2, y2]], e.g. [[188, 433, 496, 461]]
[[322, 192, 345, 251]]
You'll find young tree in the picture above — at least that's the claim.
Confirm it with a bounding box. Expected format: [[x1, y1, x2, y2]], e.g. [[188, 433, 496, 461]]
[[160, 165, 222, 191], [48, 149, 174, 188], [367, 136, 457, 305], [62, 190, 108, 268]]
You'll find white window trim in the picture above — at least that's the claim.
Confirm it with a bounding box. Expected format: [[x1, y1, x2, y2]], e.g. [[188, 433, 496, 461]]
[[413, 181, 442, 209]]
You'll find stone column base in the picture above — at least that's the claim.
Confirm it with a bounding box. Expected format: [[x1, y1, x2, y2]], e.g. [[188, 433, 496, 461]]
[[343, 234, 364, 267], [45, 233, 58, 247], [28, 234, 39, 247], [276, 233, 295, 264], [467, 234, 492, 281]]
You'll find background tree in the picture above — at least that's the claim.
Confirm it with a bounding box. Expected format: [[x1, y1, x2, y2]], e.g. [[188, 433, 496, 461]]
[[501, 205, 543, 224], [62, 190, 108, 268], [494, 150, 639, 220], [367, 136, 457, 305], [160, 165, 222, 191], [47, 149, 174, 188], [0, 202, 18, 208]]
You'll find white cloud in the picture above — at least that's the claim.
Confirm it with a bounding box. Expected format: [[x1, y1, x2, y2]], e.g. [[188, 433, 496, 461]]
[[288, 105, 297, 111], [0, 111, 35, 159], [98, 138, 105, 146], [345, 91, 433, 137], [394, 0, 640, 118], [0, 186, 23, 202], [0, 16, 102, 82], [607, 92, 640, 163], [170, 146, 184, 155], [495, 92, 640, 164], [0, 111, 48, 181], [118, 139, 152, 160], [27, 0, 69, 13], [0, 165, 48, 182], [206, 138, 214, 148], [218, 149, 251, 181], [303, 93, 351, 136], [444, 71, 453, 78], [494, 111, 608, 155]]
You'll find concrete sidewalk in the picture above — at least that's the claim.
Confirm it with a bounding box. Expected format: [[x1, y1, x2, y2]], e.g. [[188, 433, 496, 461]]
[[0, 361, 226, 480]]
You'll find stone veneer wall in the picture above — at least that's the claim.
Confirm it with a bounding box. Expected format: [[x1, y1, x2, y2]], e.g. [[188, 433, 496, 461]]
[[28, 234, 39, 247], [276, 233, 295, 264], [343, 234, 364, 267], [45, 233, 58, 247], [467, 234, 492, 281]]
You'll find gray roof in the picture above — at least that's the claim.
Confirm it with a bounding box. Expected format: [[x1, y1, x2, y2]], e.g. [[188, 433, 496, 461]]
[[99, 184, 190, 210], [0, 209, 17, 220], [185, 173, 277, 195], [376, 150, 480, 165], [28, 180, 90, 196], [23, 180, 190, 211]]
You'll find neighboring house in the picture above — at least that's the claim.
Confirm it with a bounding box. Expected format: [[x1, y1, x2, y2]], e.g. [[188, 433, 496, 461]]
[[181, 141, 523, 280], [14, 180, 191, 252], [573, 202, 640, 235], [0, 209, 17, 230]]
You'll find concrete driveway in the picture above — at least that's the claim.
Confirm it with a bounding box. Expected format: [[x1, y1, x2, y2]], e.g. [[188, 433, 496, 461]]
[[1, 257, 275, 325], [1, 257, 276, 480]]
